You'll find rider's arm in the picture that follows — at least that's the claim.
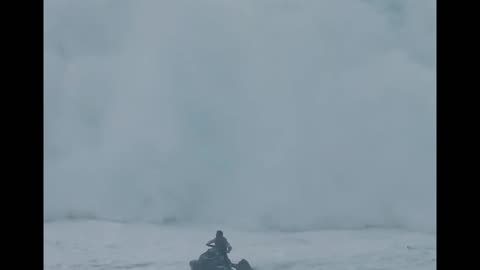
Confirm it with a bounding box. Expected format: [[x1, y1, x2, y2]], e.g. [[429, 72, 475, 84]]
[[206, 239, 215, 247], [226, 240, 232, 253]]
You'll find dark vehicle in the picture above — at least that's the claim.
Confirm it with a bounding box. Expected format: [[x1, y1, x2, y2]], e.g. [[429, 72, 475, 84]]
[[189, 247, 253, 270]]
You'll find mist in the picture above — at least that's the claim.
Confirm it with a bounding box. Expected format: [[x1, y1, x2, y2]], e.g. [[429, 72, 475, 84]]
[[44, 0, 436, 233]]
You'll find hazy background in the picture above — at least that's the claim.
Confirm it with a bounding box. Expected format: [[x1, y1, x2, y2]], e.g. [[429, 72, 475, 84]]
[[44, 0, 436, 233]]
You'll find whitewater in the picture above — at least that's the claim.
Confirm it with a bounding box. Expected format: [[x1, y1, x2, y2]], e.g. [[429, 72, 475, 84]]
[[45, 220, 435, 270]]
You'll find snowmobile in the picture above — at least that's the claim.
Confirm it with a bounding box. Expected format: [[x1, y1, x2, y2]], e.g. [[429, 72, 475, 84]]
[[189, 247, 253, 270]]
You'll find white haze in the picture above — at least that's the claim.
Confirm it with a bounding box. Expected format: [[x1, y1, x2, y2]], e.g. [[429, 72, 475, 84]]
[[44, 0, 436, 232]]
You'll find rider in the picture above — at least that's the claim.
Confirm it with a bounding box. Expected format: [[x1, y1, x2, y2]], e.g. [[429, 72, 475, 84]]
[[206, 230, 233, 266]]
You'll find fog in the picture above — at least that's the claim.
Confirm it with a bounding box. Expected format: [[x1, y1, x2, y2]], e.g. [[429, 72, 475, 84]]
[[44, 0, 436, 232]]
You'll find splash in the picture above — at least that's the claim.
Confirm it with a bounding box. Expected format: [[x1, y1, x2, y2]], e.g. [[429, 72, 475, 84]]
[[44, 0, 436, 232]]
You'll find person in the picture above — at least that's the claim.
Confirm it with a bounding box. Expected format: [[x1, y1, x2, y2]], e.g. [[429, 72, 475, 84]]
[[206, 230, 233, 267]]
